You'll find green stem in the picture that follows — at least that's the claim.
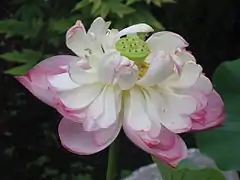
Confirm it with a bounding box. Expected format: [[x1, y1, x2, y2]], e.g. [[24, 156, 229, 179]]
[[106, 138, 119, 180]]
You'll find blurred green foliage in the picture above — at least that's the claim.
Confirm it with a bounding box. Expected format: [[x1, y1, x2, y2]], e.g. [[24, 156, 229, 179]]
[[0, 0, 174, 75]]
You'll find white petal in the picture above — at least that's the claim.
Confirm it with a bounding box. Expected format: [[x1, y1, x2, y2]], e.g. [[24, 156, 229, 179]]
[[98, 51, 122, 84], [102, 29, 120, 52], [176, 50, 196, 63], [171, 51, 196, 72], [146, 31, 189, 53], [116, 58, 138, 90], [194, 74, 213, 94], [59, 84, 104, 109], [66, 20, 89, 57], [168, 62, 202, 89], [160, 112, 192, 133], [88, 17, 110, 41], [143, 87, 192, 133], [48, 73, 80, 91], [82, 86, 121, 130], [163, 92, 197, 115], [96, 86, 122, 128], [137, 51, 174, 86], [119, 23, 154, 37], [69, 60, 98, 85], [124, 88, 152, 131]]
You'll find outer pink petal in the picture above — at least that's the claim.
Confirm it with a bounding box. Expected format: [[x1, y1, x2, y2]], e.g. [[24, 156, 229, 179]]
[[58, 118, 121, 155], [123, 123, 188, 167], [16, 55, 79, 107], [191, 90, 226, 131]]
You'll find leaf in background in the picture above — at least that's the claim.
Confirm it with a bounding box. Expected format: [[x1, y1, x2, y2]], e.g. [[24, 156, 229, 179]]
[[5, 63, 35, 75], [118, 6, 164, 30], [73, 0, 91, 11], [162, 0, 176, 3], [48, 18, 76, 34], [91, 0, 102, 14], [196, 59, 240, 170], [92, 0, 135, 18], [0, 49, 43, 63], [151, 0, 162, 7], [0, 19, 43, 39], [126, 0, 139, 5], [153, 157, 225, 180]]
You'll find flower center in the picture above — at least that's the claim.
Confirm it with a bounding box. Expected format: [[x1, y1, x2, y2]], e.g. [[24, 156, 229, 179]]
[[115, 36, 150, 66]]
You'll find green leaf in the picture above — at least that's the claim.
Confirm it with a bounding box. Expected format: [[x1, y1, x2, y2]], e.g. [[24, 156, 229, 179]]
[[101, 1, 135, 18], [5, 63, 35, 75], [124, 7, 164, 30], [196, 59, 240, 170], [0, 19, 43, 39], [152, 0, 162, 7], [153, 157, 225, 180], [0, 49, 43, 63], [126, 0, 139, 5], [73, 0, 91, 11], [162, 0, 176, 3], [49, 18, 76, 34], [91, 0, 102, 14]]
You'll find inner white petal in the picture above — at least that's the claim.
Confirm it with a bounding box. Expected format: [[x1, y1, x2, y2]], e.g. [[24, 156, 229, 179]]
[[60, 84, 104, 109], [48, 73, 80, 91], [69, 60, 99, 85], [124, 87, 152, 131]]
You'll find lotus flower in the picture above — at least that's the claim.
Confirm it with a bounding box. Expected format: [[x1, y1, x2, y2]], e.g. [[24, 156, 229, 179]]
[[16, 17, 225, 166]]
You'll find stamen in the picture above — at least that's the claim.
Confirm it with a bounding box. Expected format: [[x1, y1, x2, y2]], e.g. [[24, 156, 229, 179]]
[[138, 62, 149, 79]]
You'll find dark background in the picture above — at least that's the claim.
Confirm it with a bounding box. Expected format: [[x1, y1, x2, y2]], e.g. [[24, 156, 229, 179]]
[[1, 0, 240, 179]]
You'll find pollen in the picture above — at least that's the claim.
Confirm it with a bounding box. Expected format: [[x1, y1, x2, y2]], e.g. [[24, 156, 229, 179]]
[[138, 61, 149, 79], [115, 36, 150, 66]]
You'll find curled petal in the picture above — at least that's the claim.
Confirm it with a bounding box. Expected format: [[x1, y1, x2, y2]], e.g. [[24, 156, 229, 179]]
[[137, 51, 174, 86], [98, 51, 122, 84], [115, 58, 138, 90], [58, 118, 121, 155], [69, 60, 98, 85], [123, 122, 188, 167], [16, 55, 79, 107], [171, 50, 196, 72], [191, 90, 226, 130], [193, 74, 213, 95], [147, 31, 189, 53], [119, 23, 154, 37], [167, 62, 202, 89]]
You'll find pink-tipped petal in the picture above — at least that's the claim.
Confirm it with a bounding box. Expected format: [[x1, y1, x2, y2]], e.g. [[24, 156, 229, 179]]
[[16, 55, 79, 107], [123, 122, 188, 167], [58, 118, 121, 155], [191, 90, 226, 130], [16, 76, 55, 106], [66, 20, 88, 57]]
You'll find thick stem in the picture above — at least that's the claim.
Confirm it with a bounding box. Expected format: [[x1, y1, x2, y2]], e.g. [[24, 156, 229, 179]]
[[106, 138, 119, 180]]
